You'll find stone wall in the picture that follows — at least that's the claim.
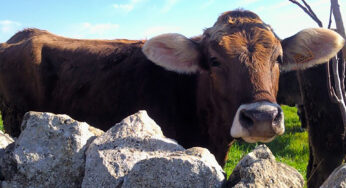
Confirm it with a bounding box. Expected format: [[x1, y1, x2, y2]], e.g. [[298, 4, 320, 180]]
[[0, 110, 312, 188]]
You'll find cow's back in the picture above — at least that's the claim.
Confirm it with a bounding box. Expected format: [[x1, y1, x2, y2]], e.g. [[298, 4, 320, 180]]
[[0, 29, 199, 143]]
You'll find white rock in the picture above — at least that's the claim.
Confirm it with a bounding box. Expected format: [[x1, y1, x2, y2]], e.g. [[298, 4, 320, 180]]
[[320, 164, 346, 188], [228, 145, 304, 188], [82, 110, 225, 188], [1, 111, 103, 188], [0, 130, 14, 149], [0, 130, 16, 182], [123, 147, 225, 188]]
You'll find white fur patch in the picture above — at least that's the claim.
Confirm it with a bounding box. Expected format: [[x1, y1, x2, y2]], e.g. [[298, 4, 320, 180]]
[[230, 101, 285, 143], [142, 33, 200, 74], [281, 28, 345, 72]]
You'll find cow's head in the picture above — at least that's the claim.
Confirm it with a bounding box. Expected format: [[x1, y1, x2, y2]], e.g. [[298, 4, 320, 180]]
[[142, 10, 344, 144]]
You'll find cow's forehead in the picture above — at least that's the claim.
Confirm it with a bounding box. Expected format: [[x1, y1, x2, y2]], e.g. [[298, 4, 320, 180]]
[[204, 11, 282, 60], [215, 10, 263, 26]]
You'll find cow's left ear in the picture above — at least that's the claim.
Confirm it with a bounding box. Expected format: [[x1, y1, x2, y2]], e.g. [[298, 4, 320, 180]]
[[142, 33, 201, 74], [280, 28, 345, 72]]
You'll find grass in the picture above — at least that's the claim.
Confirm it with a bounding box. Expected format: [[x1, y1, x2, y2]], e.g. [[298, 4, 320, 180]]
[[0, 113, 3, 132], [224, 105, 309, 181]]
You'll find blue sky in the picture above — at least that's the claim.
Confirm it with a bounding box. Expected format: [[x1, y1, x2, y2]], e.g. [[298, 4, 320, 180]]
[[0, 0, 345, 42]]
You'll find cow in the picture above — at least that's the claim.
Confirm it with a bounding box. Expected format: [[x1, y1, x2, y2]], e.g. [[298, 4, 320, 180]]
[[0, 10, 344, 165]]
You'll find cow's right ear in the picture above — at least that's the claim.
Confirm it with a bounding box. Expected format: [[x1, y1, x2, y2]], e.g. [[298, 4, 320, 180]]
[[142, 33, 201, 74], [280, 28, 345, 72]]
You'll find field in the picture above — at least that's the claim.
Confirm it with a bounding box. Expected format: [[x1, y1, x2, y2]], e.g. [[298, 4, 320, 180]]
[[0, 106, 308, 180], [224, 105, 309, 181]]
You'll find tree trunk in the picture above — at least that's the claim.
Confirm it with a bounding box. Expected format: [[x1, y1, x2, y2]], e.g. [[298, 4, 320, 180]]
[[299, 65, 344, 188], [331, 0, 346, 58]]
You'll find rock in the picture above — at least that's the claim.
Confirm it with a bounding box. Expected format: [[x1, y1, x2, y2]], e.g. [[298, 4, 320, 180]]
[[227, 145, 304, 188], [82, 110, 225, 188], [122, 147, 225, 188], [320, 164, 346, 188], [0, 130, 14, 149], [1, 111, 103, 188], [0, 131, 16, 181]]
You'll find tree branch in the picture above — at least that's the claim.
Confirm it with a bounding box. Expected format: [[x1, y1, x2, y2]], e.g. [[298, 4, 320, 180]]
[[339, 51, 346, 99], [327, 60, 339, 103], [289, 0, 323, 27], [331, 0, 346, 61], [328, 4, 333, 29], [331, 56, 346, 127], [302, 0, 323, 27]]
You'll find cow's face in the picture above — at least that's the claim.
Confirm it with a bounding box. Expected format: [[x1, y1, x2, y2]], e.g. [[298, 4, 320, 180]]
[[142, 10, 345, 143], [200, 11, 283, 143]]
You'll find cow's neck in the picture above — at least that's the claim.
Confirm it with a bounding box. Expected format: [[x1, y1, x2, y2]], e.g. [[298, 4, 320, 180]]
[[196, 72, 234, 166]]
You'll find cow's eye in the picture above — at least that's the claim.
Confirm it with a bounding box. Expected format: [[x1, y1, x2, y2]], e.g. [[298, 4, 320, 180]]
[[210, 57, 221, 67], [277, 55, 283, 64]]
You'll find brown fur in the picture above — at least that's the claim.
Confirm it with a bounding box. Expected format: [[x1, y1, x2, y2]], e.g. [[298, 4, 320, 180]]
[[0, 10, 284, 165]]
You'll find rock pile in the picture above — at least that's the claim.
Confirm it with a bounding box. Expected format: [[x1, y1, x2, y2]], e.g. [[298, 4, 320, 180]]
[[0, 110, 313, 188]]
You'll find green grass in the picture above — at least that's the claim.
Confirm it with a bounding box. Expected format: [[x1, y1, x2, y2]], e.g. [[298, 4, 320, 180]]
[[224, 105, 309, 181], [0, 113, 3, 132]]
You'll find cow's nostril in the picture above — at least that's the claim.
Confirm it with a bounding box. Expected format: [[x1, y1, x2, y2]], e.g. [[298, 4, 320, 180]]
[[273, 108, 283, 126], [240, 107, 281, 126], [239, 110, 254, 127]]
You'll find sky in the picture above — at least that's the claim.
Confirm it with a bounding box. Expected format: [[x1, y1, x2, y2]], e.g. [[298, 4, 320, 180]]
[[0, 0, 345, 43]]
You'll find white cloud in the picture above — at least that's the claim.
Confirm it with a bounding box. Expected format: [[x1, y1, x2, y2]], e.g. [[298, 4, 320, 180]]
[[113, 0, 144, 12], [0, 20, 21, 33], [161, 0, 179, 13], [143, 25, 182, 38], [66, 22, 120, 39], [113, 4, 134, 12]]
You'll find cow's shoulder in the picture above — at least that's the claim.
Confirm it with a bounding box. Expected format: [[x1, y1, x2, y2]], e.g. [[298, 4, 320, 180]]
[[6, 28, 49, 44]]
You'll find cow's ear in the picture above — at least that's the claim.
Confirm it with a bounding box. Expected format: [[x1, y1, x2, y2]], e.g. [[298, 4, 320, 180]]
[[280, 28, 345, 72], [142, 33, 200, 74]]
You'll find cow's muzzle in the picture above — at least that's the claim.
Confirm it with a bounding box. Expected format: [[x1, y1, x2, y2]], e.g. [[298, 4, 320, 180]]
[[230, 101, 284, 143]]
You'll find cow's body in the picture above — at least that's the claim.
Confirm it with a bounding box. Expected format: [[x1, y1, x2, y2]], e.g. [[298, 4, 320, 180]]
[[0, 10, 344, 165], [0, 29, 230, 161], [0, 29, 202, 145]]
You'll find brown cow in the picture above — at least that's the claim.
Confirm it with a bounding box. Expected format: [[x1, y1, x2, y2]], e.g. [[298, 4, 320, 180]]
[[0, 10, 344, 165]]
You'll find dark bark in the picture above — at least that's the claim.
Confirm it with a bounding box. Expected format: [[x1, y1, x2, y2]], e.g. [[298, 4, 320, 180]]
[[331, 0, 346, 38], [288, 1, 346, 187], [299, 65, 344, 188]]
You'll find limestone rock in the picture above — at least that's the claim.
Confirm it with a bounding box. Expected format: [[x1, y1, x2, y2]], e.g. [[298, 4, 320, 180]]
[[0, 130, 15, 180], [320, 164, 346, 188], [1, 111, 103, 188], [82, 110, 225, 188], [0, 130, 14, 149], [228, 145, 304, 188], [122, 147, 225, 188], [0, 131, 16, 181]]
